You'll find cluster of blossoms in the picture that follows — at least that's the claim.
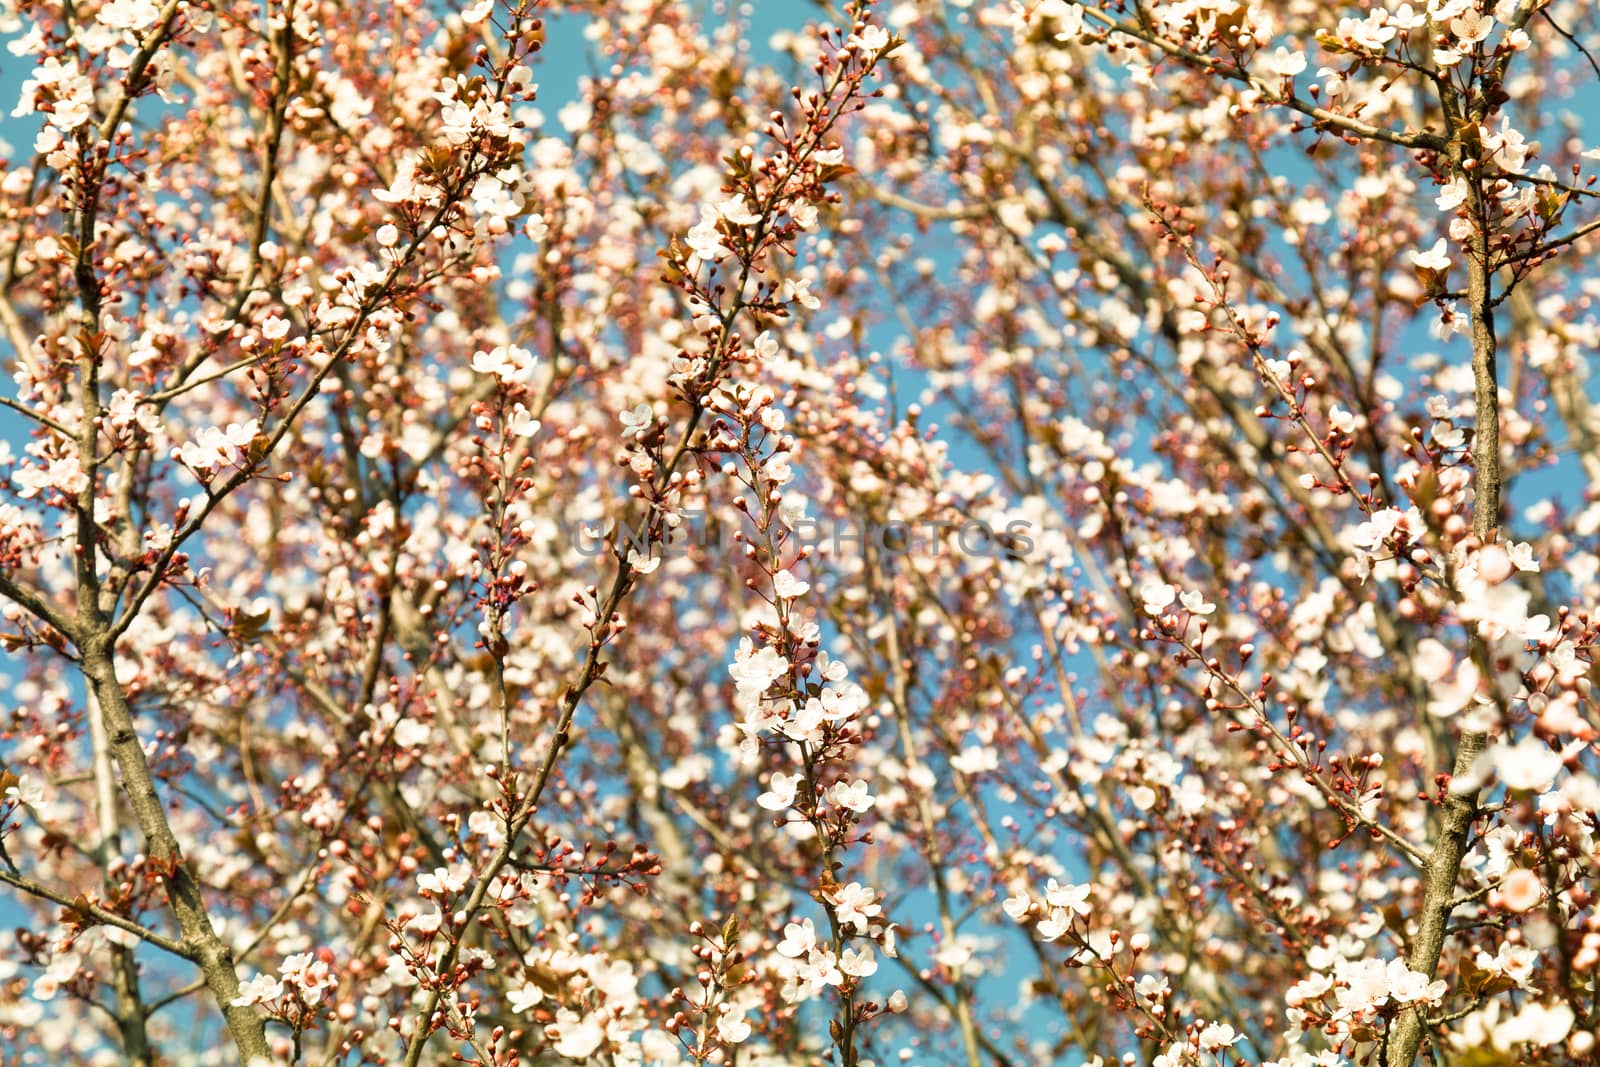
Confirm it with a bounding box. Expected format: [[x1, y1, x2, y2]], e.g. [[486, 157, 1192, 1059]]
[[1284, 955, 1447, 1043], [1147, 1022, 1246, 1067], [231, 951, 340, 1015], [736, 639, 872, 760], [528, 951, 648, 1059], [173, 420, 260, 478], [724, 413, 891, 950], [707, 357, 906, 1061], [1138, 581, 1217, 619], [774, 913, 882, 1001], [11, 56, 99, 134], [1002, 878, 1094, 947], [11, 451, 88, 500], [1449, 998, 1580, 1056]]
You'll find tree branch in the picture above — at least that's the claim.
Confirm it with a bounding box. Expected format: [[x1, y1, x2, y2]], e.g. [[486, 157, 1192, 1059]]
[[0, 866, 196, 962]]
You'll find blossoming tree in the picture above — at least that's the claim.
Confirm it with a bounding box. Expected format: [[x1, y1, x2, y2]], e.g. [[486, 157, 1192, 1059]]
[[1, 0, 1598, 1065]]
